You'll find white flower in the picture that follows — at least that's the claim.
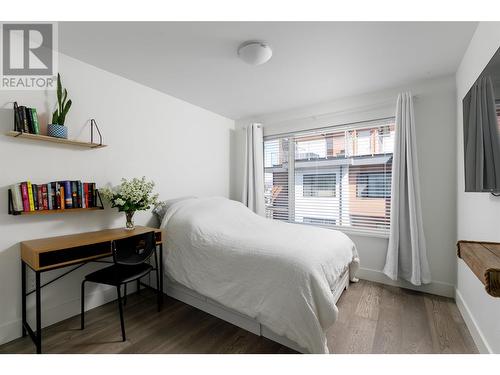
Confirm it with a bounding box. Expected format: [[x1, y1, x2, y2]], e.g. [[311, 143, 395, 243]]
[[101, 176, 158, 212], [114, 198, 125, 206]]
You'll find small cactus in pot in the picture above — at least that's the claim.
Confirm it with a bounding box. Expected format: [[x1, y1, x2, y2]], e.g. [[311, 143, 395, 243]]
[[47, 73, 72, 139]]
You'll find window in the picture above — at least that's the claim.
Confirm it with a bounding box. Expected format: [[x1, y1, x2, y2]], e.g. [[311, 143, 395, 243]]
[[357, 172, 390, 198], [303, 174, 336, 197], [263, 118, 395, 236]]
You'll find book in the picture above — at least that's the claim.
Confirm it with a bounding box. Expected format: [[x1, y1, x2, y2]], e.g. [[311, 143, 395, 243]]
[[36, 184, 43, 210], [13, 102, 22, 132], [41, 184, 48, 210], [32, 184, 37, 210], [60, 185, 65, 209], [88, 183, 94, 208], [18, 106, 29, 133], [10, 184, 23, 212], [26, 181, 35, 211], [83, 183, 88, 208], [71, 181, 78, 208], [47, 183, 53, 210], [56, 183, 61, 209], [63, 181, 72, 208], [25, 106, 34, 133], [20, 182, 29, 212], [30, 108, 40, 134]]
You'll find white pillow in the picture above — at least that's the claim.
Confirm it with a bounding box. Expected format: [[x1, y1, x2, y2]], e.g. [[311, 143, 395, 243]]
[[153, 196, 196, 221]]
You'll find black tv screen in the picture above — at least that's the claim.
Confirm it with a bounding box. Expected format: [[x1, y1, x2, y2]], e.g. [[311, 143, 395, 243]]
[[463, 46, 500, 192]]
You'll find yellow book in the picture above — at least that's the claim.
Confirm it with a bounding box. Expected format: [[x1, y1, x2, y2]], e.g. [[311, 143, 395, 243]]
[[27, 181, 35, 211]]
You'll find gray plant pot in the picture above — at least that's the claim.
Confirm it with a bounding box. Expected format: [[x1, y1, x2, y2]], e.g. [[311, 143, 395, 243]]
[[47, 124, 68, 139]]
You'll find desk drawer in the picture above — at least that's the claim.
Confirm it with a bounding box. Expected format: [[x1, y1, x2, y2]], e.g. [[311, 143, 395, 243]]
[[39, 242, 111, 268]]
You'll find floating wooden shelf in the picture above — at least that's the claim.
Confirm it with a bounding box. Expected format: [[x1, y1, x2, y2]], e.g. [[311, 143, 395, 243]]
[[15, 207, 104, 215], [457, 240, 500, 297], [5, 131, 107, 149]]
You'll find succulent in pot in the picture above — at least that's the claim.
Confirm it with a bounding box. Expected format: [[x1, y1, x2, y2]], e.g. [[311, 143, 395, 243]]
[[47, 73, 72, 139]]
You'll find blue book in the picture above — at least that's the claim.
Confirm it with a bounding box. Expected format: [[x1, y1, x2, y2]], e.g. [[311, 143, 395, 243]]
[[63, 181, 72, 208]]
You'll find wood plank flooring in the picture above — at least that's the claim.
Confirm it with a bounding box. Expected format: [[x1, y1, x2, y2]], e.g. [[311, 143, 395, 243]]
[[0, 280, 478, 354]]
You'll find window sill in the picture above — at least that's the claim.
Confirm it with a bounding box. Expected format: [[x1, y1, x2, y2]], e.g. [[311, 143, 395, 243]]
[[299, 221, 390, 239]]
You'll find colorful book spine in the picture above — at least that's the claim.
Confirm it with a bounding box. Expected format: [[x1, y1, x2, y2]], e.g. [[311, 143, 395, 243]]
[[55, 182, 61, 209], [30, 108, 40, 134], [13, 102, 22, 132], [71, 181, 77, 208], [36, 184, 43, 210], [88, 183, 94, 208], [18, 106, 29, 133], [78, 181, 83, 208], [26, 181, 35, 211], [10, 184, 23, 212], [63, 181, 72, 208], [42, 184, 48, 210], [20, 182, 29, 212], [60, 185, 65, 209], [47, 183, 53, 210], [24, 107, 34, 133], [83, 183, 88, 208]]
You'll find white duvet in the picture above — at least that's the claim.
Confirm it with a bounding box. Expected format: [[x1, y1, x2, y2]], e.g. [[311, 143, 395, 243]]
[[160, 197, 359, 353]]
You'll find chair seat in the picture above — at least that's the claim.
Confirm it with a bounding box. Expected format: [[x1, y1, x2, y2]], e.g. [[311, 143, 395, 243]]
[[85, 263, 153, 286]]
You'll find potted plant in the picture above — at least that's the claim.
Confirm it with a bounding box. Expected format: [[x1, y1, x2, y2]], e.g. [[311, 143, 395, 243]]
[[100, 177, 159, 230], [47, 73, 72, 139]]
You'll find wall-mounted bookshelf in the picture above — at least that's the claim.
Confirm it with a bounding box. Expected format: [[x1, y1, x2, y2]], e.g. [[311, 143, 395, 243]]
[[15, 207, 104, 215], [8, 185, 104, 216], [5, 131, 107, 149]]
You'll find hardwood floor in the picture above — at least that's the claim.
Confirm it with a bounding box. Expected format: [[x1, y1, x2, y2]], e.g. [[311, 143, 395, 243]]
[[0, 280, 478, 354]]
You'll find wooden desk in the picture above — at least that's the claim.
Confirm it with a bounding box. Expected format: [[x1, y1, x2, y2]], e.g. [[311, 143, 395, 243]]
[[20, 226, 164, 354]]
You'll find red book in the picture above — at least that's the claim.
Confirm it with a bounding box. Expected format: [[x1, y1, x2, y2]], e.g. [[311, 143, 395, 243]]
[[37, 185, 43, 211], [42, 184, 49, 210], [20, 182, 29, 212], [84, 183, 89, 208]]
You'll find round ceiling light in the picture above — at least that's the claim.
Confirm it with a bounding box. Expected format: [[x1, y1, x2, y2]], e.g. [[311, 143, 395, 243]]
[[237, 41, 272, 66]]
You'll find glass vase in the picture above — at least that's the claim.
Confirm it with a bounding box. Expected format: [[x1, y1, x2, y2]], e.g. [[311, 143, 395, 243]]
[[125, 211, 135, 230]]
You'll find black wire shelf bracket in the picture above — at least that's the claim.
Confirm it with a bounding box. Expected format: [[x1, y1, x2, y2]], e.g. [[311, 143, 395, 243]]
[[90, 119, 103, 147]]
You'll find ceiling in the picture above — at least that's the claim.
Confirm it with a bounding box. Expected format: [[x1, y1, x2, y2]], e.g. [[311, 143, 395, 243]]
[[59, 22, 477, 120]]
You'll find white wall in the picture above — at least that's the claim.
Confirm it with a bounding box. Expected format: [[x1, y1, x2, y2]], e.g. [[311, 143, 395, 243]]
[[455, 21, 500, 354], [0, 53, 234, 345], [231, 75, 457, 297]]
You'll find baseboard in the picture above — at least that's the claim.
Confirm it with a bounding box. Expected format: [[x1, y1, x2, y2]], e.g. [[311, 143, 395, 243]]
[[0, 284, 136, 347], [357, 267, 455, 298], [455, 288, 492, 354]]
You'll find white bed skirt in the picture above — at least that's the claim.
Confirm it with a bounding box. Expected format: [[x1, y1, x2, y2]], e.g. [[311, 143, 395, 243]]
[[164, 269, 350, 354]]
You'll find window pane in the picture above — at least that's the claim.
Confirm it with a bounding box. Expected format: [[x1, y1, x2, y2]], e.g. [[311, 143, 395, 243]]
[[263, 118, 395, 235]]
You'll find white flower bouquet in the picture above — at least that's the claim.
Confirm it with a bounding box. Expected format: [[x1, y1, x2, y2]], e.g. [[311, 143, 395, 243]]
[[100, 177, 159, 230]]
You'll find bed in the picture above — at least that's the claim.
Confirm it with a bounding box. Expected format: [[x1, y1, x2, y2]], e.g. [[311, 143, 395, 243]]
[[158, 197, 359, 354]]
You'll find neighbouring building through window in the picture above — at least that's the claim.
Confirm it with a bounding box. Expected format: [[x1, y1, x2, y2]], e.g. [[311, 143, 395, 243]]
[[264, 118, 395, 236]]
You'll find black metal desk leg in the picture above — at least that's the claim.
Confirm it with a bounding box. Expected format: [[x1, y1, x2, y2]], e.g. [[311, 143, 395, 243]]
[[159, 243, 163, 310], [21, 261, 26, 337], [35, 271, 41, 354]]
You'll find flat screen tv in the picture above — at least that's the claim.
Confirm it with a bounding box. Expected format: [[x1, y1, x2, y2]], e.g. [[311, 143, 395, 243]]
[[463, 46, 500, 193]]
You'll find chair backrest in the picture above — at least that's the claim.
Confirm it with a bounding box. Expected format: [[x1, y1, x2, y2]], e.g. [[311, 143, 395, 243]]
[[112, 231, 156, 266]]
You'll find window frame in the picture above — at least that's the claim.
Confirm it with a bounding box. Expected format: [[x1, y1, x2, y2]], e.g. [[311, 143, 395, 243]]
[[263, 117, 395, 238]]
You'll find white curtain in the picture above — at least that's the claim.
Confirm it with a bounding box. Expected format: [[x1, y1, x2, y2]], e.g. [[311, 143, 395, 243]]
[[242, 123, 265, 216], [383, 92, 431, 285]]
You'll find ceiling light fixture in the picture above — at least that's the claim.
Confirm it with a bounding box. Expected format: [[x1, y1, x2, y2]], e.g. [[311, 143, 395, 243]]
[[237, 40, 272, 66]]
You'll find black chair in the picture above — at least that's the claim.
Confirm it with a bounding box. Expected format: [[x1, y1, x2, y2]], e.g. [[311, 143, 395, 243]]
[[80, 231, 160, 341]]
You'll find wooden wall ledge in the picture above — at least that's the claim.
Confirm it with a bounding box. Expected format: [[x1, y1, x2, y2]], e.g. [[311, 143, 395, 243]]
[[457, 240, 500, 297]]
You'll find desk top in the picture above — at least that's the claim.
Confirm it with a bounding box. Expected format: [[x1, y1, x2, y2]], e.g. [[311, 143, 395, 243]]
[[21, 226, 163, 271]]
